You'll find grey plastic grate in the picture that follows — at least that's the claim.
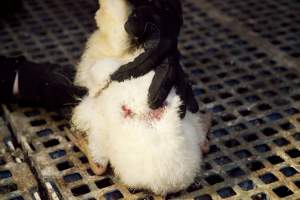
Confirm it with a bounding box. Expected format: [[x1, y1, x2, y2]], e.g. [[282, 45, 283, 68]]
[[0, 118, 40, 200], [3, 105, 145, 200], [0, 0, 96, 65], [1, 0, 300, 199], [207, 0, 300, 59]]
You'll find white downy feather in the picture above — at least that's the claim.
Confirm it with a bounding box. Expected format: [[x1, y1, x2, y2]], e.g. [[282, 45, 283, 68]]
[[72, 0, 210, 195]]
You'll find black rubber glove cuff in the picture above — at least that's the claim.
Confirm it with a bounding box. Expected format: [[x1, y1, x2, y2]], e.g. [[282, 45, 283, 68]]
[[17, 61, 47, 105]]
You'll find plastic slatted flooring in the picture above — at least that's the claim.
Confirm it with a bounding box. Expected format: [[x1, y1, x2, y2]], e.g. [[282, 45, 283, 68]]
[[208, 0, 300, 59], [0, 117, 40, 200], [1, 0, 300, 199]]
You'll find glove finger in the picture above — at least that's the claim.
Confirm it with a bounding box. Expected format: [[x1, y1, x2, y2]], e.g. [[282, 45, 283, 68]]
[[111, 66, 149, 82], [175, 78, 199, 113], [125, 17, 146, 38], [111, 51, 156, 82], [148, 63, 175, 109], [111, 39, 176, 82], [125, 7, 150, 38], [185, 84, 199, 113], [173, 57, 199, 113], [111, 61, 153, 82], [175, 73, 199, 114], [174, 81, 187, 117]]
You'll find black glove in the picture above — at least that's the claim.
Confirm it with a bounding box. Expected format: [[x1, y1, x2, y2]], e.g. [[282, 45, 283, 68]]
[[0, 56, 87, 109], [111, 29, 176, 81], [18, 59, 87, 109], [149, 50, 199, 118], [110, 5, 178, 87], [112, 3, 182, 80], [128, 0, 183, 26], [111, 1, 199, 117]]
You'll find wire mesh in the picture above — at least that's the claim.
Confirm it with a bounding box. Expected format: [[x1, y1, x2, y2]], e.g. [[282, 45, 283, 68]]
[[0, 0, 300, 199]]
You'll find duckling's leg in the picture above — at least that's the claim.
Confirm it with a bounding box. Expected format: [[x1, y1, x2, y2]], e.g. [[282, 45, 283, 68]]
[[66, 129, 108, 175], [199, 112, 212, 154]]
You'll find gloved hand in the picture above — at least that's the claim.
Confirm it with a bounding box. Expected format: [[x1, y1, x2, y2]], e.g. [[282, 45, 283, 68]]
[[110, 5, 179, 87], [111, 0, 199, 117], [18, 58, 87, 109], [0, 56, 87, 109], [126, 0, 183, 38], [149, 50, 199, 118]]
